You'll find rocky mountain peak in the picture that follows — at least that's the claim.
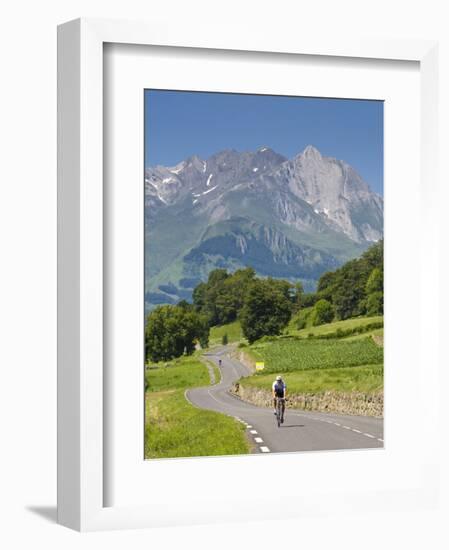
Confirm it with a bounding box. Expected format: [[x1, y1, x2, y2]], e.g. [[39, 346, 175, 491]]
[[300, 144, 322, 160]]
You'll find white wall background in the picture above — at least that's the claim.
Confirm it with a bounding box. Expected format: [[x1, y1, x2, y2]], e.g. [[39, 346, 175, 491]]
[[0, 0, 448, 548]]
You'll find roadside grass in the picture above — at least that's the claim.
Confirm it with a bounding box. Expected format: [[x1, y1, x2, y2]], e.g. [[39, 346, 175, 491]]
[[241, 364, 383, 394], [145, 355, 209, 392], [145, 354, 249, 459], [145, 389, 249, 459], [209, 320, 244, 345], [246, 336, 383, 373], [210, 362, 222, 384]]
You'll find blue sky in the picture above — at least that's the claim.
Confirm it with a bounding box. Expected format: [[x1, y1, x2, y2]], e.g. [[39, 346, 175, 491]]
[[145, 90, 384, 196]]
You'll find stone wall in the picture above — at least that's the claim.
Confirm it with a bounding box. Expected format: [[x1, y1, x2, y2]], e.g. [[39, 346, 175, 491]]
[[233, 385, 383, 418]]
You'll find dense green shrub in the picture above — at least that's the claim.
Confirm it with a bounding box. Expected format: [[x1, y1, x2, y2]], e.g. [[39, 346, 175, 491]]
[[366, 291, 383, 316], [311, 299, 335, 326]]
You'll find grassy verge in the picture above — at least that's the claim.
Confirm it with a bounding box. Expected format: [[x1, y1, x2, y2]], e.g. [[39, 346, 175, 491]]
[[210, 362, 222, 384], [145, 355, 249, 459], [241, 364, 383, 394], [145, 355, 209, 392]]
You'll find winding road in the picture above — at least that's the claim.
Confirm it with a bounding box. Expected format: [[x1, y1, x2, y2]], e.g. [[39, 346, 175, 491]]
[[187, 346, 384, 454]]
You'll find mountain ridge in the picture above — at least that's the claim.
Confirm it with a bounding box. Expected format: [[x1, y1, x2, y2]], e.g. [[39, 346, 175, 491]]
[[145, 145, 383, 310]]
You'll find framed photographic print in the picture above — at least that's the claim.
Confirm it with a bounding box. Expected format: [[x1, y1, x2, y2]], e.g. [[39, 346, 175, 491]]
[[58, 18, 440, 531], [143, 89, 384, 460]]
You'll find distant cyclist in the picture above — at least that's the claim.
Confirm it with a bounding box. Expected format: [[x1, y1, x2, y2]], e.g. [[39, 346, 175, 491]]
[[218, 359, 222, 367], [272, 375, 287, 422]]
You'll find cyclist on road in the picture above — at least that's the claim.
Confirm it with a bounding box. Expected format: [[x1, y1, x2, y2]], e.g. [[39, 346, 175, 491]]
[[272, 375, 287, 422]]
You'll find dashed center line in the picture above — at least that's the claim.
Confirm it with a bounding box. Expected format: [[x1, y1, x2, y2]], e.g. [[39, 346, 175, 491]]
[[301, 414, 383, 443], [250, 430, 258, 434], [254, 437, 263, 443], [260, 446, 270, 453]]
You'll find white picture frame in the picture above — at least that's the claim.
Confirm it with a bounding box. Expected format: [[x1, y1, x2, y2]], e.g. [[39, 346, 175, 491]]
[[57, 17, 440, 531]]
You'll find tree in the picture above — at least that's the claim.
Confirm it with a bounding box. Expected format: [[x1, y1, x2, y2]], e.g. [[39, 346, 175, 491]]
[[292, 281, 304, 311], [301, 292, 318, 308], [366, 267, 383, 295], [145, 305, 210, 362], [317, 271, 338, 301], [192, 282, 207, 311], [310, 299, 334, 326], [195, 313, 210, 349], [366, 290, 383, 316], [192, 267, 256, 325], [239, 279, 292, 344], [314, 241, 384, 319], [177, 299, 193, 311]]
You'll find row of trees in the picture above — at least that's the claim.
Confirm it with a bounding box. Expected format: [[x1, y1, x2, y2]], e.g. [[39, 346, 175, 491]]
[[192, 267, 302, 326], [145, 241, 383, 361], [145, 303, 209, 362], [146, 270, 299, 360], [302, 241, 384, 321]]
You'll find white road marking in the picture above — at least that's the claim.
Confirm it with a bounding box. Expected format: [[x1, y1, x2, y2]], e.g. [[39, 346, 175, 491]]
[[334, 423, 341, 426], [254, 437, 263, 443], [343, 426, 351, 430], [246, 425, 252, 429], [206, 389, 231, 407], [250, 430, 258, 434], [378, 438, 384, 442], [352, 429, 362, 434], [260, 447, 270, 453], [363, 433, 375, 439]]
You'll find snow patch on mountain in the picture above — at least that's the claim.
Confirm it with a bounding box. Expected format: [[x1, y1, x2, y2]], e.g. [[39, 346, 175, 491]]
[[170, 163, 185, 174], [193, 185, 218, 197]]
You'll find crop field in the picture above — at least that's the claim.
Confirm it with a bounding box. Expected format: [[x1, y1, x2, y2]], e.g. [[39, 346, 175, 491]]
[[247, 336, 383, 373]]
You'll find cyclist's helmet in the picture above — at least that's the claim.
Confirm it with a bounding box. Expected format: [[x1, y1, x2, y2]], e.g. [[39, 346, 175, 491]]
[[276, 375, 282, 381]]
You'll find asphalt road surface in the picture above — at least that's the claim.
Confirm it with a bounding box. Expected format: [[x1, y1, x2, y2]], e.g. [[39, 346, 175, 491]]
[[187, 346, 384, 454]]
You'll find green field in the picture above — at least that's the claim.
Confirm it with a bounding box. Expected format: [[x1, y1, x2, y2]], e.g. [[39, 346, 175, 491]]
[[247, 336, 383, 373], [209, 320, 244, 345], [145, 355, 209, 392], [238, 315, 383, 400], [145, 355, 250, 459], [287, 312, 383, 337], [296, 315, 383, 338], [241, 364, 383, 394]]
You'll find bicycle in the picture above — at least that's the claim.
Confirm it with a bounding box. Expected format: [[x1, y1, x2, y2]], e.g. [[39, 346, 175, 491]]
[[274, 397, 286, 427]]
